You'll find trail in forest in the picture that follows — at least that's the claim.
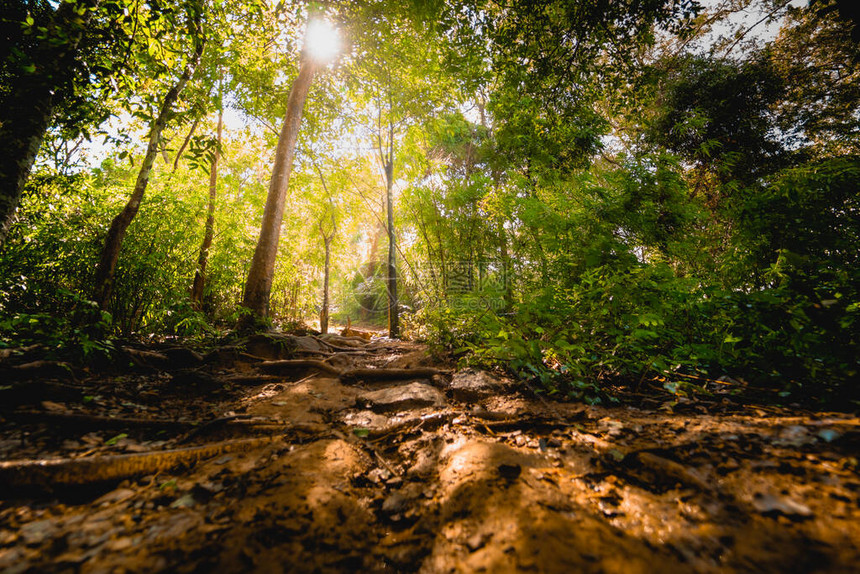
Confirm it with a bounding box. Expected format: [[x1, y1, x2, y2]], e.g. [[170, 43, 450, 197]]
[[1, 333, 859, 573]]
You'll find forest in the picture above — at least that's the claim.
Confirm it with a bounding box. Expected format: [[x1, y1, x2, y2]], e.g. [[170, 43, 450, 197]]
[[1, 0, 859, 572]]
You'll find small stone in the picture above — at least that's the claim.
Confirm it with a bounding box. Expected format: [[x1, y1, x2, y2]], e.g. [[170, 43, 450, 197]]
[[367, 468, 392, 484]]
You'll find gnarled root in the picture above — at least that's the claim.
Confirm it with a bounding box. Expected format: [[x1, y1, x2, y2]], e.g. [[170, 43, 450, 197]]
[[0, 437, 274, 494]]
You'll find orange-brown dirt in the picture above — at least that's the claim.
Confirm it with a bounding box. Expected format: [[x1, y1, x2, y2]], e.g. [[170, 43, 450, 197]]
[[1, 334, 858, 573]]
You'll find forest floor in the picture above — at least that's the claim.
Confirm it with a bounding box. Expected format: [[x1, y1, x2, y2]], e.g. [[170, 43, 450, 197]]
[[1, 332, 859, 573]]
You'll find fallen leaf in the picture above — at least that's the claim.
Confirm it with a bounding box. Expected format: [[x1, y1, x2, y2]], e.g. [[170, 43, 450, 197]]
[[752, 493, 813, 518]]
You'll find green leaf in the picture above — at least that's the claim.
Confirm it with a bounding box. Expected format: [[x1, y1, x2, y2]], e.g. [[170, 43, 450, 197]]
[[105, 433, 128, 446]]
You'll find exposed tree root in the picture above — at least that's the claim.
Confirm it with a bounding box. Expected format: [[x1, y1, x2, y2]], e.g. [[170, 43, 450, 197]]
[[2, 361, 75, 382], [311, 335, 369, 352], [3, 410, 195, 431], [363, 412, 456, 441], [633, 451, 711, 491], [258, 359, 343, 377], [0, 380, 84, 407], [222, 373, 284, 385], [341, 367, 445, 380], [176, 414, 280, 443], [256, 362, 446, 381], [0, 437, 275, 493], [0, 344, 42, 366]]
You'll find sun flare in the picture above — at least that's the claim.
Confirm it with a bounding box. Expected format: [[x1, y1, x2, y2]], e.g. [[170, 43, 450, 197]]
[[305, 19, 340, 63]]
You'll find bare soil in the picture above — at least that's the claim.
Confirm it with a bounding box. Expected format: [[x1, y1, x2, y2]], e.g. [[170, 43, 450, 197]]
[[1, 335, 859, 573]]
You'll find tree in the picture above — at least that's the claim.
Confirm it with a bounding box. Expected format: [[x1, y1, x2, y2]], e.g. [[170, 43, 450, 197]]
[[346, 11, 454, 337], [190, 83, 224, 308], [240, 51, 319, 322], [92, 5, 206, 309], [0, 0, 121, 244]]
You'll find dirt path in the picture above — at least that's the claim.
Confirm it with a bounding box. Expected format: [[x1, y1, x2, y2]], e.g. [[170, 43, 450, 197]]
[[1, 335, 859, 573]]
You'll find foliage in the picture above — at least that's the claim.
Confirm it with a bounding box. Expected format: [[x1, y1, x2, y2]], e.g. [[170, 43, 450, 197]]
[[0, 288, 114, 362], [0, 0, 857, 409]]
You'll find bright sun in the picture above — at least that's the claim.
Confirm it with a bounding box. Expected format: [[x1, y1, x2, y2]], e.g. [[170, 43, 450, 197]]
[[305, 20, 340, 63]]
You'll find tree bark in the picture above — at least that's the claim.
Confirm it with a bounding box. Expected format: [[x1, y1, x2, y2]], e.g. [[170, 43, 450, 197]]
[[383, 129, 399, 338], [241, 57, 318, 321], [0, 81, 53, 245], [320, 231, 332, 334], [385, 162, 399, 337], [191, 106, 223, 308], [92, 40, 204, 309], [0, 0, 95, 245]]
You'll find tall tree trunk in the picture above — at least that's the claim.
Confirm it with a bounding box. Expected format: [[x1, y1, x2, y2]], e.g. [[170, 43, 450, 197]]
[[498, 219, 513, 309], [0, 0, 94, 245], [320, 232, 332, 334], [92, 40, 204, 309], [241, 57, 318, 321], [191, 105, 223, 308], [360, 222, 384, 321], [0, 80, 53, 245], [383, 132, 399, 338]]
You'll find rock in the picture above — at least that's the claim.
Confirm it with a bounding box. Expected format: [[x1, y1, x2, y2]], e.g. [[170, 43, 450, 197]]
[[367, 468, 392, 484], [387, 350, 434, 369], [325, 353, 355, 370], [203, 346, 242, 365], [161, 347, 204, 367], [449, 369, 503, 402], [244, 334, 294, 360], [292, 335, 327, 353], [122, 347, 171, 369], [358, 382, 446, 413]]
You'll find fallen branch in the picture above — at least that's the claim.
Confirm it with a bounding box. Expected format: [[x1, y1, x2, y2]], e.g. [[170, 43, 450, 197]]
[[0, 437, 274, 493]]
